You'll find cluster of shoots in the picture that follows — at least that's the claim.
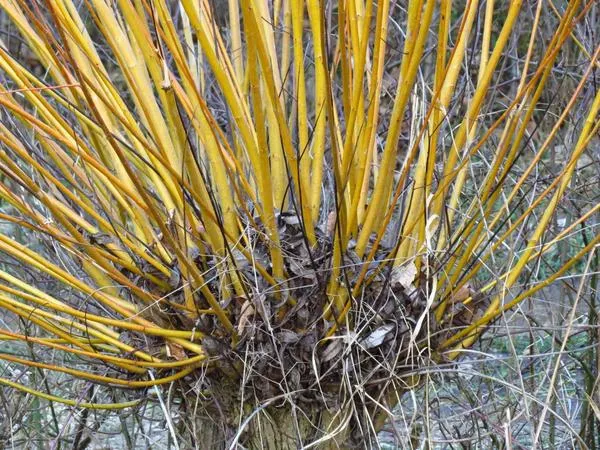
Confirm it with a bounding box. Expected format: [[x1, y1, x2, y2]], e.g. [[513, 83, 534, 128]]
[[0, 0, 598, 418]]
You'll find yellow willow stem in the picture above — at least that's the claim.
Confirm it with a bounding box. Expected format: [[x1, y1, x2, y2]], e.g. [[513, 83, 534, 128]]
[[416, 0, 453, 269], [228, 0, 243, 80], [248, 44, 284, 281], [250, 1, 287, 210], [0, 329, 204, 369], [0, 353, 198, 387], [447, 73, 600, 353], [179, 2, 200, 90], [0, 294, 147, 351], [398, 0, 479, 262], [307, 0, 328, 219], [241, 0, 315, 243], [349, 1, 369, 180], [0, 1, 66, 83], [438, 201, 600, 327], [0, 335, 105, 345], [291, 0, 311, 172], [346, 0, 390, 236], [339, 0, 373, 193], [431, 0, 523, 250], [337, 1, 350, 121], [0, 376, 141, 409], [0, 127, 170, 279], [0, 278, 203, 341], [356, 0, 435, 257], [280, 0, 292, 96], [441, 47, 600, 303], [0, 297, 154, 370], [322, 17, 356, 314], [265, 98, 288, 209], [292, 0, 310, 206], [256, 0, 284, 106], [441, 236, 600, 355]]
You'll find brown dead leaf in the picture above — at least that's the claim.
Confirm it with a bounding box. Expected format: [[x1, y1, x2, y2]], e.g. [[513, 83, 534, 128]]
[[166, 342, 186, 361], [326, 211, 337, 237], [449, 283, 473, 305], [237, 300, 255, 335], [446, 283, 479, 326]]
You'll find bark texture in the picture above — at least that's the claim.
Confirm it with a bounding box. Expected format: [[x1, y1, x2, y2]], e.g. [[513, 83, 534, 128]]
[[187, 402, 355, 449]]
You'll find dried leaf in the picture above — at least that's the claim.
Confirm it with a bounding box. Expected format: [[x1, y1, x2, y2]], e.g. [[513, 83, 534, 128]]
[[166, 342, 186, 361], [231, 249, 248, 269], [361, 324, 394, 349], [449, 283, 473, 305], [254, 292, 270, 321], [237, 300, 255, 335], [391, 261, 417, 290], [168, 267, 181, 287], [321, 339, 343, 362], [279, 212, 300, 225], [289, 367, 301, 388], [277, 330, 300, 344], [202, 336, 226, 356], [326, 211, 337, 237], [89, 232, 113, 246]]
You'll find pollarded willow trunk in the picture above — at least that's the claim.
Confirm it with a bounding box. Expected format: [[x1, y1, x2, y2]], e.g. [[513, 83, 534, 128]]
[[169, 275, 436, 449], [190, 400, 355, 450], [245, 408, 356, 450], [177, 332, 425, 450], [1, 1, 598, 449], [174, 349, 411, 449]]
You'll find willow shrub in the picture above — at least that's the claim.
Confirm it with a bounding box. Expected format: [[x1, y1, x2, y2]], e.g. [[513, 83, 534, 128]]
[[0, 0, 598, 448]]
